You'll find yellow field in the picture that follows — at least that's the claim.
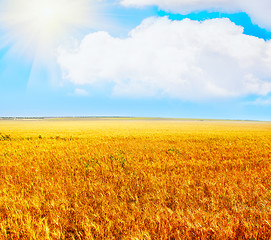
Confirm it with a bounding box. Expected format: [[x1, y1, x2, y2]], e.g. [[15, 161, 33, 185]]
[[0, 119, 270, 239]]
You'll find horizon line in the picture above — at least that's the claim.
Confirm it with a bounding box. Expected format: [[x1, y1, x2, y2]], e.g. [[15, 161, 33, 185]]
[[0, 116, 268, 122]]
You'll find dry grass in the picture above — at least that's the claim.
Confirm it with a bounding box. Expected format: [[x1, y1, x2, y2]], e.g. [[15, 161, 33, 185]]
[[0, 119, 270, 239]]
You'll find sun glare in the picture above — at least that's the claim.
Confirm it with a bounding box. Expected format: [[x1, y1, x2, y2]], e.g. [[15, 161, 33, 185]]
[[0, 0, 95, 60]]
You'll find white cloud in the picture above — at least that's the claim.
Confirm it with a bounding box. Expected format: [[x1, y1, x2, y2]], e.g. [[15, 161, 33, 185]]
[[250, 97, 271, 105], [75, 88, 89, 96], [120, 0, 271, 30], [57, 17, 271, 101]]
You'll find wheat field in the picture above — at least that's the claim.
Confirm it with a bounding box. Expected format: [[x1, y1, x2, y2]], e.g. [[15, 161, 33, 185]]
[[0, 119, 270, 239]]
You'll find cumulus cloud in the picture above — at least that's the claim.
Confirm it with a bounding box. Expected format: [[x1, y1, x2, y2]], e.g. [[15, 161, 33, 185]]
[[120, 0, 271, 30], [57, 17, 271, 101]]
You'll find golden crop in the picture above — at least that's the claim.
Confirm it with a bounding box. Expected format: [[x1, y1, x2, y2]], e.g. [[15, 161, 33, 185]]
[[0, 119, 270, 239]]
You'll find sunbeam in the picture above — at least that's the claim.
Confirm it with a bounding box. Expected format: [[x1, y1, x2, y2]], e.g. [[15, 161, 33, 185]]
[[0, 0, 96, 60]]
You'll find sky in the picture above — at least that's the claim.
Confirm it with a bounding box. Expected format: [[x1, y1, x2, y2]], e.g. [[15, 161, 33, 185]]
[[0, 0, 271, 120]]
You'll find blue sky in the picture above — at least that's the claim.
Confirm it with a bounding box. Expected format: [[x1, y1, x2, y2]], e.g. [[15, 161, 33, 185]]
[[0, 0, 271, 120]]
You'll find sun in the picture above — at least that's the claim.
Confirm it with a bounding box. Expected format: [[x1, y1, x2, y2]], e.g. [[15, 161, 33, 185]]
[[0, 0, 95, 60]]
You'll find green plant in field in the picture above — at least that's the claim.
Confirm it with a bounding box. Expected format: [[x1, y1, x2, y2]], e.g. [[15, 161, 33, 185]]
[[110, 154, 126, 168], [0, 134, 11, 141]]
